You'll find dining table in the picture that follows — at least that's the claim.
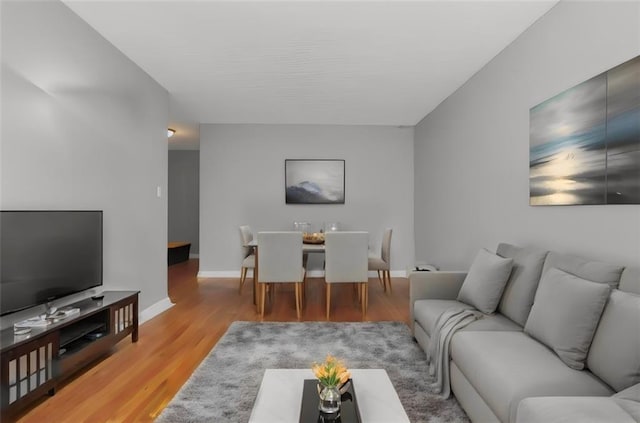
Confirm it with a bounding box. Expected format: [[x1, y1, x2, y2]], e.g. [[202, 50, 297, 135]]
[[246, 239, 325, 307]]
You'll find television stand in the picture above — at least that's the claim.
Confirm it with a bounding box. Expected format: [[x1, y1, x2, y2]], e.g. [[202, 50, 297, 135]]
[[0, 291, 139, 421]]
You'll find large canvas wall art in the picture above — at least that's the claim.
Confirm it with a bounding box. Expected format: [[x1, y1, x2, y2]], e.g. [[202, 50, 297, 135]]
[[530, 55, 640, 205], [285, 159, 345, 204]]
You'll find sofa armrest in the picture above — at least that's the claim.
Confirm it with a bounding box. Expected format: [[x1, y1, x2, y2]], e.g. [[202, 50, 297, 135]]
[[409, 271, 467, 301], [409, 271, 467, 330]]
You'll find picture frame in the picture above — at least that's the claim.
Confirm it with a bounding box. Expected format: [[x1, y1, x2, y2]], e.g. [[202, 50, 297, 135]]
[[285, 159, 345, 204], [529, 55, 640, 205]]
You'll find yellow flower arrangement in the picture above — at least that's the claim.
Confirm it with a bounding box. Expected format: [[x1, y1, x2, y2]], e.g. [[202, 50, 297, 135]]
[[312, 354, 351, 388]]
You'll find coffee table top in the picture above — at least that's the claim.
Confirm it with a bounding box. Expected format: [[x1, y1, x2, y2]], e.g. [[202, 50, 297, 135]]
[[248, 369, 410, 423]]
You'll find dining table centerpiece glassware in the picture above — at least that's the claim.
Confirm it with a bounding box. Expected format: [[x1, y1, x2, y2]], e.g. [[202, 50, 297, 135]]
[[312, 355, 351, 414]]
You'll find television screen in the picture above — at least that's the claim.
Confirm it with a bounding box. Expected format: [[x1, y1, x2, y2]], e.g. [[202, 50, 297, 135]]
[[1, 210, 103, 316]]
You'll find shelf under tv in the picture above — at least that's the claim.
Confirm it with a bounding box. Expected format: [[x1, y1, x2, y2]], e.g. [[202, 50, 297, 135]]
[[0, 291, 139, 421]]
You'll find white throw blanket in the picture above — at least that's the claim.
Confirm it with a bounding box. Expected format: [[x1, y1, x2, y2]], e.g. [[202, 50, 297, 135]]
[[427, 308, 483, 398]]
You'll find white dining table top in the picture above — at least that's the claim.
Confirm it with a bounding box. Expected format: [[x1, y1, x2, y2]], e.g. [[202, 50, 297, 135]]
[[246, 239, 325, 252]]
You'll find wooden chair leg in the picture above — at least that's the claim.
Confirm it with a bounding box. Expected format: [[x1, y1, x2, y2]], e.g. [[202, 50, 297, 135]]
[[295, 283, 301, 320], [361, 283, 366, 319], [377, 270, 385, 291], [253, 271, 258, 305], [327, 284, 332, 319], [386, 270, 392, 293], [260, 283, 266, 317], [365, 283, 369, 315], [239, 267, 247, 294], [302, 274, 307, 307]]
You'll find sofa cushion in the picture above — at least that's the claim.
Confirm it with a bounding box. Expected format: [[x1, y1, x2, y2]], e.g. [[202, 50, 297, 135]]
[[496, 243, 548, 326], [450, 331, 613, 423], [614, 383, 640, 421], [413, 299, 522, 339], [413, 299, 472, 336], [542, 251, 624, 288], [587, 290, 640, 391], [619, 266, 640, 295], [464, 313, 523, 332], [516, 397, 637, 423], [457, 248, 513, 314], [615, 383, 640, 401], [525, 267, 610, 370]]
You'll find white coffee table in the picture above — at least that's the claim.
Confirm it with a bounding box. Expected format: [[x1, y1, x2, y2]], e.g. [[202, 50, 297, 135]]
[[248, 369, 410, 423]]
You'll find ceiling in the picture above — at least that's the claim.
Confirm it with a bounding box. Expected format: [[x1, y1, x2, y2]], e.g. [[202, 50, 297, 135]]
[[62, 1, 558, 149]]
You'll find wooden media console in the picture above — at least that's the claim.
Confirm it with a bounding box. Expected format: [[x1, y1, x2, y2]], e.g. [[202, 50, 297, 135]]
[[0, 291, 139, 420]]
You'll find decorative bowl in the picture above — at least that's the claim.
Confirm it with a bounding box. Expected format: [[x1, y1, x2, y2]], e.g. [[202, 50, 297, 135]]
[[303, 232, 325, 244]]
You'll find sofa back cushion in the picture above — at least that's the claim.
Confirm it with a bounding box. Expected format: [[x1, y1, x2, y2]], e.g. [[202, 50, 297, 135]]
[[496, 243, 548, 326], [542, 252, 624, 288], [525, 267, 611, 370], [587, 290, 640, 391], [619, 266, 640, 295]]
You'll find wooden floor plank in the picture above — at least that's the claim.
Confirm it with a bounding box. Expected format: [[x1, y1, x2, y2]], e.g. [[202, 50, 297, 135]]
[[14, 259, 410, 422]]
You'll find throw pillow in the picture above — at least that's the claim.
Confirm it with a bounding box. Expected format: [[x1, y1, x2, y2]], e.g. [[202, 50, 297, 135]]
[[457, 248, 514, 314], [587, 290, 640, 391], [524, 267, 611, 370]]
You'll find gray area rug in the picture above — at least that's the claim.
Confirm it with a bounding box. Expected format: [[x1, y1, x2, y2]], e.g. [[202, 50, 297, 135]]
[[156, 321, 469, 422]]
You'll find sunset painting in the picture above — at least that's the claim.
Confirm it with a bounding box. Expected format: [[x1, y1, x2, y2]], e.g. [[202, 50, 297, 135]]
[[530, 55, 639, 205]]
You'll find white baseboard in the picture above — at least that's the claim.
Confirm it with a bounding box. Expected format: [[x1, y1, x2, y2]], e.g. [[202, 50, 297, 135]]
[[139, 297, 174, 325], [189, 253, 200, 259], [197, 269, 407, 278]]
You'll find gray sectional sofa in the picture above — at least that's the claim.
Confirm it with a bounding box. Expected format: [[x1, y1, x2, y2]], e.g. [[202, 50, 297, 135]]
[[409, 243, 640, 423]]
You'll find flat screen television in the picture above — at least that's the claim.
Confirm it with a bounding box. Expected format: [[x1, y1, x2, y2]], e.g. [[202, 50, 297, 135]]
[[1, 210, 103, 316]]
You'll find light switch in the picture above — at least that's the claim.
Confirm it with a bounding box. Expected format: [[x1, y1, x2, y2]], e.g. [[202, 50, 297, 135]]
[[156, 186, 162, 198]]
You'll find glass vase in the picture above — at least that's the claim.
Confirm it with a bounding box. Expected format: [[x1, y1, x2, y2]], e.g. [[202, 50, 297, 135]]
[[318, 383, 341, 414]]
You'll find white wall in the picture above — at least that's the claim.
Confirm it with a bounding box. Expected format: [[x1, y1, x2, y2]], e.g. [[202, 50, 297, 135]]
[[414, 1, 640, 270], [1, 0, 170, 326], [169, 151, 200, 254], [200, 124, 414, 276]]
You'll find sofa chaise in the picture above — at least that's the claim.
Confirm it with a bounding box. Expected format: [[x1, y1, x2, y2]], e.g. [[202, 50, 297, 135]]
[[409, 243, 640, 423]]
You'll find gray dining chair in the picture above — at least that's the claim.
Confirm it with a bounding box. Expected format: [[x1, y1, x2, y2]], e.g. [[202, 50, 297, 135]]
[[368, 228, 393, 293], [238, 225, 255, 295], [257, 231, 306, 319], [324, 231, 369, 320]]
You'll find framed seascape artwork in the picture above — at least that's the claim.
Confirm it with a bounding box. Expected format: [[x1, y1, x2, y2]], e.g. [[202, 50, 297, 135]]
[[529, 55, 640, 205], [285, 159, 345, 204]]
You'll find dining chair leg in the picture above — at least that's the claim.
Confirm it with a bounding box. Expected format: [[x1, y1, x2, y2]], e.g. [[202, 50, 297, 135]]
[[295, 282, 301, 320], [239, 267, 247, 294], [260, 283, 266, 318], [386, 270, 392, 294], [302, 274, 307, 307], [361, 283, 366, 319], [377, 270, 386, 291], [365, 283, 369, 315], [326, 284, 331, 320], [253, 272, 258, 305]]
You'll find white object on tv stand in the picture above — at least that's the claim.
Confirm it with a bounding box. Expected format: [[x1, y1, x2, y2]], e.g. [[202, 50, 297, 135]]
[[13, 307, 81, 329]]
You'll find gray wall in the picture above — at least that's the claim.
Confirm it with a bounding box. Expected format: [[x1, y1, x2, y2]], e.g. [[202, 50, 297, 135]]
[[200, 124, 414, 275], [1, 0, 169, 324], [169, 151, 200, 254], [414, 1, 640, 270]]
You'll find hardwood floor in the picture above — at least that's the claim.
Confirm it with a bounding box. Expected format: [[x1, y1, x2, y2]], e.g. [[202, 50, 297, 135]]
[[15, 259, 410, 422]]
